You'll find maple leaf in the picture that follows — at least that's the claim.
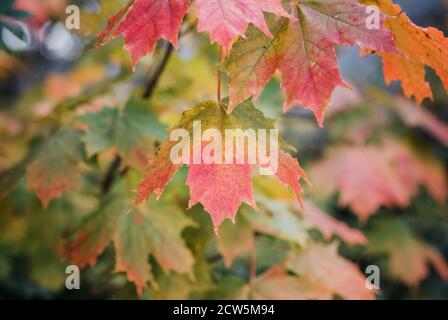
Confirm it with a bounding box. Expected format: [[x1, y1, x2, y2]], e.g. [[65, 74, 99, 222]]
[[143, 262, 212, 299], [310, 141, 447, 220], [287, 242, 375, 300], [250, 266, 332, 300], [80, 99, 167, 170], [186, 160, 257, 231], [217, 213, 254, 268], [135, 100, 306, 233], [96, 0, 136, 44], [252, 195, 367, 246], [216, 202, 308, 268], [381, 140, 448, 204], [206, 265, 333, 300], [380, 52, 433, 105], [302, 200, 368, 245], [247, 199, 308, 246], [195, 0, 291, 52], [367, 218, 448, 287], [70, 192, 195, 295], [362, 0, 448, 103], [135, 100, 221, 204], [27, 131, 84, 208], [310, 145, 408, 220], [224, 0, 396, 125], [393, 97, 448, 147], [298, 0, 396, 51], [217, 196, 368, 267], [224, 15, 345, 126], [97, 0, 190, 67], [216, 182, 369, 267]]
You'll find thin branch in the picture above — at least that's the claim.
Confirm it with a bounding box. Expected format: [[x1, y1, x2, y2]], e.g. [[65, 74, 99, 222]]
[[141, 20, 197, 100], [102, 154, 122, 194], [180, 20, 197, 36], [142, 41, 174, 99]]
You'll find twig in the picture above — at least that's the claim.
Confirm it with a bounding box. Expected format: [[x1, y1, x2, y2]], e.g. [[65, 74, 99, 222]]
[[142, 41, 174, 99], [102, 154, 122, 194], [141, 19, 197, 99]]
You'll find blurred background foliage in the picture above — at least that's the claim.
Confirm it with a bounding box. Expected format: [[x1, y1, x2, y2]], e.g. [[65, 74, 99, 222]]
[[0, 0, 447, 300]]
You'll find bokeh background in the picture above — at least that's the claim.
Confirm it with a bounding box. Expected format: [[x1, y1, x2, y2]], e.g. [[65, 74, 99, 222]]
[[0, 0, 448, 299]]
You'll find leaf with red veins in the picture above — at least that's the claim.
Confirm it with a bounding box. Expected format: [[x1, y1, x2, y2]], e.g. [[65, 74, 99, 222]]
[[135, 100, 306, 234], [98, 0, 190, 67], [135, 101, 220, 204], [278, 16, 347, 126], [187, 161, 257, 234], [224, 14, 347, 125], [223, 18, 282, 114], [224, 0, 397, 124], [299, 0, 397, 53], [195, 0, 290, 52]]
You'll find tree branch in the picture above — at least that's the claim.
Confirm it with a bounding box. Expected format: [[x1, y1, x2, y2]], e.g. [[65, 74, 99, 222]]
[[101, 154, 122, 194], [141, 19, 197, 100], [142, 41, 174, 99]]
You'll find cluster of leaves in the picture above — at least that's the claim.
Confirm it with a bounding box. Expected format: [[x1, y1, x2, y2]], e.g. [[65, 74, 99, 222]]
[[306, 87, 448, 292], [90, 0, 448, 232], [98, 0, 448, 125], [0, 0, 447, 299]]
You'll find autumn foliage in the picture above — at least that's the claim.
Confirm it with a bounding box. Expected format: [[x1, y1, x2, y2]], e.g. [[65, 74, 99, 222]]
[[0, 0, 448, 300]]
